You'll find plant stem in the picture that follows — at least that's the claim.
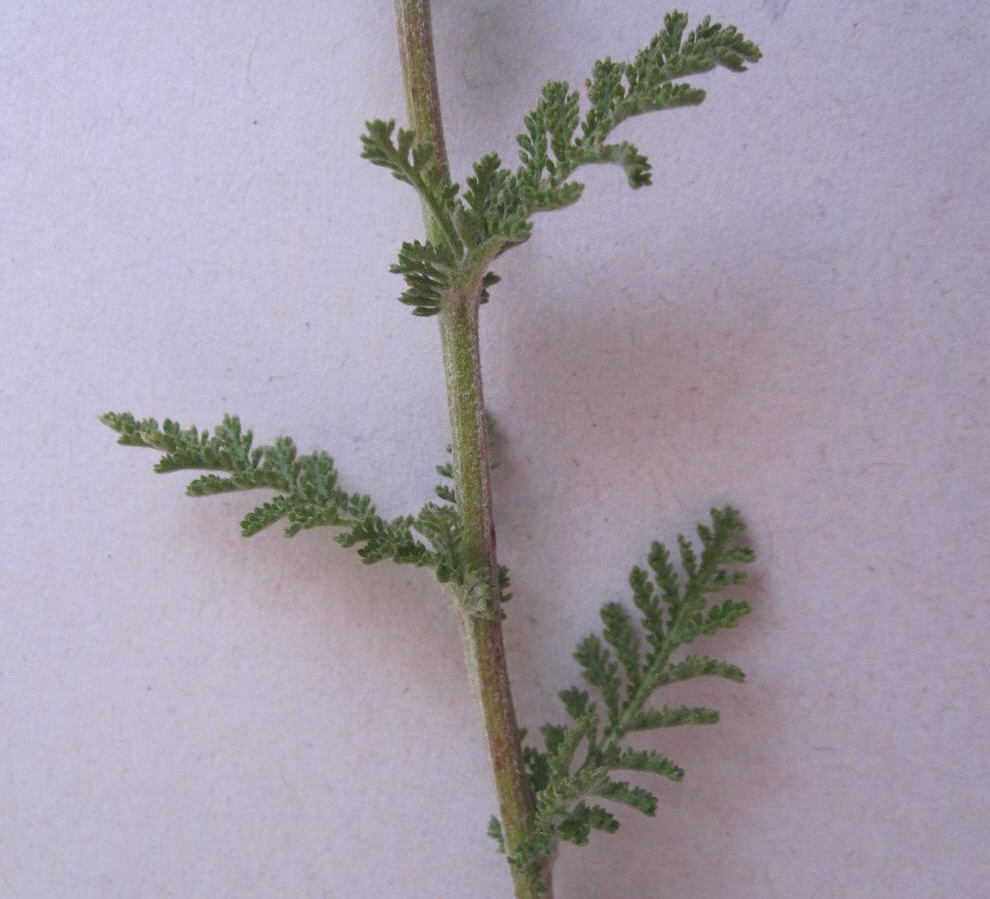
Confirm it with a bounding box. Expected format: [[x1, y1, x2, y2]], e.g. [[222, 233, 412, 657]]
[[391, 3, 549, 897]]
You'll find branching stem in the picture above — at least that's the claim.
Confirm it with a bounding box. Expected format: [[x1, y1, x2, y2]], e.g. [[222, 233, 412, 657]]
[[392, 3, 549, 897]]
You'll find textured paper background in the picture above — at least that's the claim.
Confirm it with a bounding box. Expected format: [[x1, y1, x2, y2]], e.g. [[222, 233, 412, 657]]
[[3, 2, 988, 897]]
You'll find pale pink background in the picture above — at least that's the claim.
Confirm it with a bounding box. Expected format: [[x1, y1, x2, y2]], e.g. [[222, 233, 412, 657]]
[[3, 2, 988, 897]]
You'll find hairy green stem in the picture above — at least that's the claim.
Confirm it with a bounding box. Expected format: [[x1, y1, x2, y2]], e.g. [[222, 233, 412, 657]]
[[392, 3, 549, 897]]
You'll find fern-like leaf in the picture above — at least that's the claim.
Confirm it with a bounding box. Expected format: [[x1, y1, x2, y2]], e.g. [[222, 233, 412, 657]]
[[600, 601, 641, 688], [627, 704, 721, 730], [487, 816, 506, 855], [390, 240, 456, 317], [595, 779, 658, 817], [101, 413, 506, 612], [519, 506, 755, 869], [610, 747, 683, 782], [365, 12, 760, 317], [574, 634, 622, 721]]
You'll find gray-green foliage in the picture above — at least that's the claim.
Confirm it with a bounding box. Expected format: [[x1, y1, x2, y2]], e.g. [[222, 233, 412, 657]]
[[493, 507, 754, 873], [361, 11, 760, 316], [99, 412, 509, 615], [101, 10, 761, 886]]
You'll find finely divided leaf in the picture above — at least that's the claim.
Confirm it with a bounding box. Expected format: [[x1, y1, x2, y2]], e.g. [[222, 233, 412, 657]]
[[101, 413, 498, 602], [574, 634, 621, 719], [555, 802, 620, 846], [595, 779, 658, 817], [525, 505, 755, 862], [627, 705, 720, 730], [661, 654, 746, 685], [559, 686, 593, 721], [363, 12, 761, 317], [611, 748, 684, 782], [600, 601, 641, 687], [487, 816, 506, 854]]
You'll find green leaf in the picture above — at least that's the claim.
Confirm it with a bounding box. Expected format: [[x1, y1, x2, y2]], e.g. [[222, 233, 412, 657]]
[[546, 712, 597, 779], [555, 802, 620, 845], [592, 141, 652, 188], [574, 634, 621, 719], [487, 816, 506, 854], [595, 779, 658, 817], [497, 564, 513, 604], [582, 11, 761, 142], [559, 686, 592, 721], [360, 119, 438, 190], [517, 81, 581, 187], [390, 240, 455, 317], [627, 705, 720, 730], [701, 598, 752, 634], [527, 505, 755, 865], [413, 502, 462, 577], [363, 12, 760, 317], [629, 564, 664, 652], [337, 512, 433, 568], [600, 601, 641, 687], [539, 723, 568, 759], [102, 412, 490, 591], [535, 766, 609, 816], [241, 497, 292, 537], [661, 655, 746, 685], [434, 483, 456, 503], [648, 540, 680, 607], [611, 748, 684, 782], [523, 745, 551, 795], [677, 533, 698, 579]]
